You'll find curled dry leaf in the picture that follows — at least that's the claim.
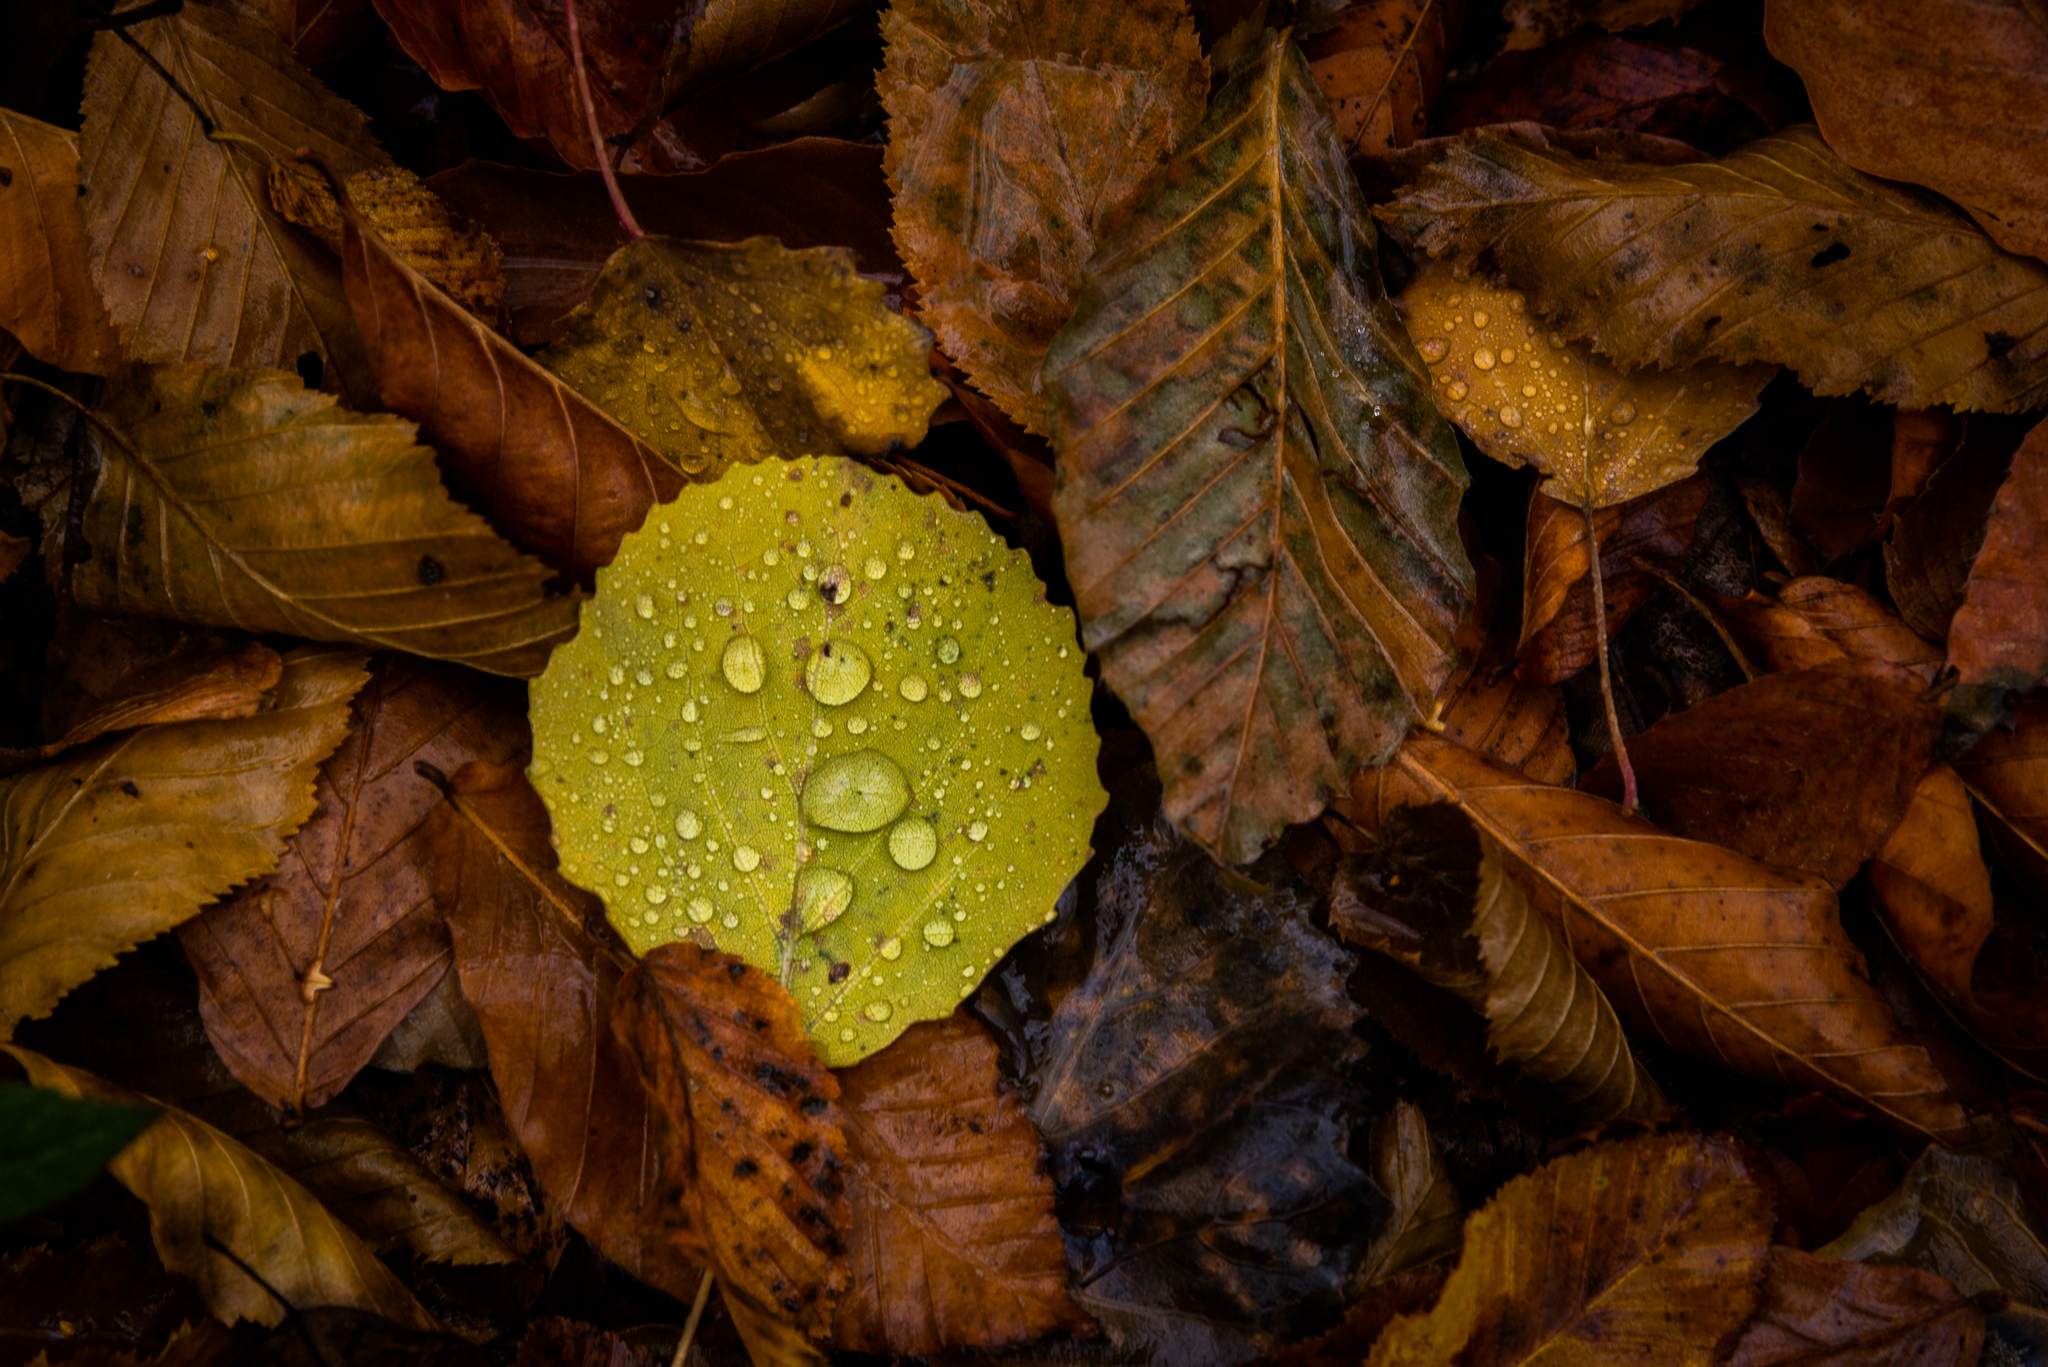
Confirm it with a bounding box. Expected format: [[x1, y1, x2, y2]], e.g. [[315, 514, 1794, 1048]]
[[1302, 0, 1462, 156], [178, 657, 525, 1115], [0, 647, 363, 1035], [1044, 30, 1475, 863], [1396, 733, 1970, 1141], [430, 760, 706, 1297], [75, 364, 579, 676], [1358, 1100, 1465, 1287], [832, 1011, 1085, 1355], [0, 109, 120, 374], [2, 1045, 436, 1332], [1722, 1245, 1984, 1367], [1399, 262, 1773, 507], [1765, 0, 2048, 261], [81, 1, 384, 399], [1946, 418, 2048, 736], [1579, 661, 1941, 888], [1367, 1131, 1773, 1366], [880, 0, 1206, 435], [616, 943, 850, 1336], [1377, 126, 2048, 413], [28, 640, 281, 764]]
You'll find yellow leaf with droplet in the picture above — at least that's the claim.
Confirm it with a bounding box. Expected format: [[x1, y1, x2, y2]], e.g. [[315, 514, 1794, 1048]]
[[540, 236, 950, 480], [1398, 263, 1776, 507], [527, 458, 1104, 1065]]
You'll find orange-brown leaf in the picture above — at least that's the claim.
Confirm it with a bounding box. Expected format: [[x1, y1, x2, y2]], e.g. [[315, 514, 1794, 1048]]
[[0, 109, 120, 375], [833, 1012, 1085, 1355], [1869, 766, 1994, 1002], [31, 641, 282, 762], [1303, 0, 1462, 156], [1956, 695, 2048, 904], [616, 943, 850, 1336], [1722, 1245, 1984, 1367], [1947, 417, 2048, 734], [1777, 577, 1942, 680]]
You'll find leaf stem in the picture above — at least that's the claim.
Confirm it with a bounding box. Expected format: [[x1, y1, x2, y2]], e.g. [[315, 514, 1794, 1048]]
[[670, 1269, 715, 1367], [564, 0, 644, 241], [1584, 498, 1638, 813]]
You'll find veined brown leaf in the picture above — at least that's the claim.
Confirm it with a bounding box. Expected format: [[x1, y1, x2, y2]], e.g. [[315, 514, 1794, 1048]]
[[1779, 577, 1944, 679], [2, 1045, 436, 1331], [1884, 414, 2035, 646], [0, 109, 120, 375], [0, 646, 363, 1035], [1946, 417, 2048, 736], [1766, 0, 2048, 261], [880, 0, 1206, 435], [1377, 125, 2048, 413], [80, 0, 383, 399], [27, 640, 281, 764], [1358, 1100, 1464, 1287], [1723, 1245, 1984, 1367], [74, 364, 579, 676], [1396, 732, 1970, 1141], [1367, 1132, 1772, 1366], [1302, 0, 1461, 156], [1043, 30, 1475, 863], [178, 657, 525, 1115], [1957, 696, 2048, 903]]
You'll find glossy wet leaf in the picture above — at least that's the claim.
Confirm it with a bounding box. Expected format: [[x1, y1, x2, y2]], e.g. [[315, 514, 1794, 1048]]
[[0, 646, 363, 1035], [74, 365, 579, 676], [539, 236, 948, 475], [529, 457, 1104, 1065], [0, 109, 120, 375], [1044, 29, 1475, 864], [1398, 262, 1774, 507], [879, 0, 1206, 435], [1368, 1132, 1772, 1366], [0, 1083, 159, 1226], [1377, 125, 2048, 413]]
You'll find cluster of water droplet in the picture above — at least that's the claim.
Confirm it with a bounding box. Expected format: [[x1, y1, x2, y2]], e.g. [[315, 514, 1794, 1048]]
[[528, 457, 1105, 1065]]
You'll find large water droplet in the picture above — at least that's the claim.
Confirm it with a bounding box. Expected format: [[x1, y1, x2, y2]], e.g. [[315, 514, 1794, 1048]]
[[1020, 722, 1043, 741], [922, 919, 955, 948], [802, 750, 911, 832], [1472, 309, 1491, 328], [1418, 336, 1448, 363], [878, 936, 902, 962], [1500, 405, 1523, 428], [731, 845, 760, 872], [676, 809, 703, 839], [935, 636, 961, 665], [795, 865, 854, 932], [819, 565, 852, 605], [635, 593, 656, 619], [687, 897, 714, 923], [805, 640, 872, 705], [1446, 380, 1470, 401], [1609, 402, 1637, 425], [958, 672, 982, 698], [899, 674, 928, 702], [645, 885, 668, 905], [863, 555, 887, 580], [721, 636, 765, 693], [967, 820, 988, 842], [888, 816, 937, 870], [863, 1000, 892, 1022], [1472, 347, 1496, 370]]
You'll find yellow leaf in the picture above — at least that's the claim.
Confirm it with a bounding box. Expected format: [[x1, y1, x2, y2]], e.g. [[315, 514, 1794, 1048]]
[[0, 109, 121, 375]]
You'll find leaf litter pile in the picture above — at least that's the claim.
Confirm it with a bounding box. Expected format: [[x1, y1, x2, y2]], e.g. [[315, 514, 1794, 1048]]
[[5, 0, 2048, 1364]]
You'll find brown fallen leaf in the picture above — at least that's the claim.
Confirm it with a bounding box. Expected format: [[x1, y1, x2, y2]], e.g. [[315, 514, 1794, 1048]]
[[429, 760, 705, 1297], [0, 109, 120, 374], [832, 1011, 1085, 1355], [1437, 33, 1747, 144], [0, 1235, 237, 1367], [615, 942, 850, 1336], [1777, 577, 1944, 680], [1890, 408, 1959, 529], [1884, 415, 2037, 645], [27, 640, 282, 764], [1722, 1245, 1985, 1367], [334, 165, 683, 581], [1956, 695, 2048, 902], [1868, 767, 1994, 1003], [1766, 0, 2048, 261], [1946, 417, 2048, 736], [1397, 732, 1970, 1141], [0, 646, 363, 1035], [1500, 0, 1707, 48], [1579, 661, 1940, 888], [1357, 1100, 1465, 1288], [1367, 1131, 1773, 1366], [1301, 0, 1462, 157], [80, 1, 384, 400], [178, 656, 525, 1116], [880, 0, 1206, 435], [1789, 398, 1895, 561], [3, 1045, 437, 1331]]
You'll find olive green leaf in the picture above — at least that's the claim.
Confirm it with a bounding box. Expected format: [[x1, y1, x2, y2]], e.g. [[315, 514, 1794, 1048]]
[[1043, 29, 1475, 865], [529, 458, 1104, 1065], [0, 1084, 159, 1226]]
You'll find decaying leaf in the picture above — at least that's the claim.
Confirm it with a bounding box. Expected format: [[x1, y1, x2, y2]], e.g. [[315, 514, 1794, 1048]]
[[1377, 125, 2048, 413], [1946, 417, 2048, 736], [1302, 0, 1461, 156], [1957, 696, 2048, 901], [880, 0, 1206, 435], [178, 657, 525, 1115], [27, 640, 282, 763], [2, 1045, 436, 1332], [539, 236, 948, 474], [1884, 413, 2036, 647], [1869, 767, 1995, 1004], [1396, 733, 1970, 1141], [1579, 661, 1940, 888], [1357, 1101, 1464, 1288], [1044, 30, 1475, 864], [1766, 0, 2048, 260], [0, 108, 120, 374], [528, 458, 1104, 1066], [1501, 0, 1707, 48], [1399, 264, 1773, 506], [74, 364, 579, 676], [431, 761, 706, 1297], [0, 647, 363, 1034], [833, 1011, 1084, 1354], [81, 0, 384, 399], [615, 942, 850, 1336], [1367, 1131, 1773, 1366], [1778, 577, 1945, 679], [1721, 1245, 1984, 1367], [1437, 34, 1746, 146]]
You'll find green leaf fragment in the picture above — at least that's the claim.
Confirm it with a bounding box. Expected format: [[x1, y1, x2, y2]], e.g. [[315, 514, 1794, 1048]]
[[529, 458, 1106, 1065], [0, 1082, 159, 1226]]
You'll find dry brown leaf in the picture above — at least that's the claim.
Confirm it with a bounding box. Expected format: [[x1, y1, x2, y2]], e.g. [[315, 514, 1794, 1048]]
[[880, 0, 1206, 435], [80, 1, 384, 400], [615, 942, 850, 1336], [1501, 0, 1707, 48], [1946, 417, 2048, 735], [832, 1011, 1085, 1355], [3, 1045, 436, 1331], [1367, 1131, 1772, 1366], [1722, 1245, 1985, 1367], [1357, 1100, 1464, 1287], [29, 641, 281, 763], [1437, 33, 1748, 145], [1788, 399, 1894, 561], [1303, 0, 1462, 156], [429, 760, 705, 1297], [1579, 661, 1940, 888], [178, 656, 525, 1115], [1957, 696, 2048, 903], [1766, 0, 2048, 261], [0, 647, 363, 1035], [1397, 732, 1970, 1141], [0, 109, 120, 374], [1778, 577, 1944, 680]]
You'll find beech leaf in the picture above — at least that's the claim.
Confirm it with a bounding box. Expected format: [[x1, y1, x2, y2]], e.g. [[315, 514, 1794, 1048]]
[[0, 646, 364, 1035], [879, 0, 1207, 435], [1723, 1240, 1984, 1366], [1301, 0, 1458, 156], [1358, 1100, 1465, 1288], [1946, 417, 2048, 737], [1377, 125, 2048, 413], [74, 364, 580, 677], [1043, 30, 1476, 864], [0, 108, 120, 375], [25, 640, 282, 765]]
